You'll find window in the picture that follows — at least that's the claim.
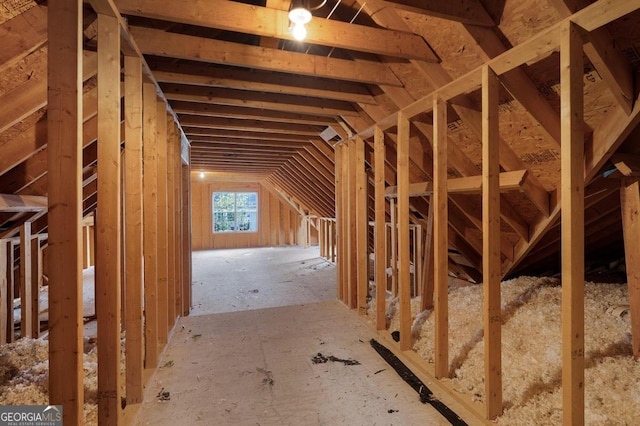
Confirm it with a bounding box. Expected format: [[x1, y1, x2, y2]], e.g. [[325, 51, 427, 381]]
[[212, 192, 258, 232]]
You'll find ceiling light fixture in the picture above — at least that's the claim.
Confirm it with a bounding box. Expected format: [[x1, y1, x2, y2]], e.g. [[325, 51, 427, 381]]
[[288, 0, 327, 41], [289, 0, 312, 41]]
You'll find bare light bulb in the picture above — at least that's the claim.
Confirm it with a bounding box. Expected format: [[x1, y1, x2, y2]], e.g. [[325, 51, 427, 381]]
[[292, 22, 307, 41], [199, 171, 205, 179]]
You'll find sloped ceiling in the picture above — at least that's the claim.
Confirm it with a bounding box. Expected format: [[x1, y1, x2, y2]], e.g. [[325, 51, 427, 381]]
[[1, 0, 639, 280]]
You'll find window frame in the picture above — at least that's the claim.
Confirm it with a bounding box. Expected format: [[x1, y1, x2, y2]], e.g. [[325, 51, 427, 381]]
[[212, 191, 259, 233]]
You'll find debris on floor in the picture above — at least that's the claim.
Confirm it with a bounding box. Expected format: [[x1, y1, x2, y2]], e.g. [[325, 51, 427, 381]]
[[156, 387, 170, 402], [311, 352, 361, 366], [256, 367, 274, 386]]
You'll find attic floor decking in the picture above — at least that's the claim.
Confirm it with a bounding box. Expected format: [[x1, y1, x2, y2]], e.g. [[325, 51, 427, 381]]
[[127, 247, 481, 425]]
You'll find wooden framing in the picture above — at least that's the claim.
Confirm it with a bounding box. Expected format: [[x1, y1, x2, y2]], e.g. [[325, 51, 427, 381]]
[[433, 95, 449, 379], [355, 136, 368, 315], [0, 241, 7, 343], [47, 0, 85, 423], [374, 126, 387, 330], [397, 112, 412, 351], [156, 101, 169, 346], [30, 235, 42, 337], [124, 55, 144, 404], [482, 65, 502, 419], [420, 198, 435, 311], [96, 12, 122, 423], [181, 157, 192, 316], [620, 177, 640, 358], [143, 82, 159, 368], [560, 21, 585, 426], [19, 222, 33, 338]]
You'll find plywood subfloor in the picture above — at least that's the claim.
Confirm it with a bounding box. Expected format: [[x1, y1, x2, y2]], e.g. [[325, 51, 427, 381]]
[[128, 246, 479, 425]]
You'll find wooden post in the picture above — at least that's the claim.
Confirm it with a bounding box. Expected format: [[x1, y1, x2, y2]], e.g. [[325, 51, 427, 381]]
[[482, 65, 502, 419], [560, 21, 585, 426], [20, 222, 33, 338], [82, 225, 90, 269], [355, 136, 368, 315], [30, 236, 41, 337], [174, 126, 182, 320], [341, 143, 349, 303], [182, 160, 192, 316], [348, 139, 358, 308], [47, 0, 84, 422], [156, 101, 169, 346], [143, 82, 159, 368], [0, 242, 7, 343], [5, 243, 14, 343], [96, 12, 122, 424], [89, 223, 95, 267], [166, 118, 177, 331], [124, 55, 144, 404], [397, 112, 412, 351], [433, 95, 449, 379], [334, 144, 343, 300], [420, 197, 435, 311], [620, 177, 640, 358], [374, 126, 387, 330], [390, 198, 398, 297]]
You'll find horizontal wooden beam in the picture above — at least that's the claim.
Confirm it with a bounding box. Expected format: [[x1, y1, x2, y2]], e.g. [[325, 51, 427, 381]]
[[385, 170, 528, 197], [170, 102, 339, 126], [128, 26, 404, 87], [150, 61, 376, 105], [161, 83, 359, 117], [116, 0, 438, 61], [0, 194, 48, 212]]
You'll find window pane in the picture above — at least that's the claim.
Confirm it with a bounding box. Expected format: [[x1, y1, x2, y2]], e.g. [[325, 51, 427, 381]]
[[212, 191, 258, 233]]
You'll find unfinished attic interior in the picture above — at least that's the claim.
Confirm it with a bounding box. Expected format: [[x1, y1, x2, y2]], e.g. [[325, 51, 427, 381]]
[[1, 0, 640, 424]]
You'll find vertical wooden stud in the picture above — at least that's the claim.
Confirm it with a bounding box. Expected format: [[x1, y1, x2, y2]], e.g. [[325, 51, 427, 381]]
[[356, 136, 368, 315], [47, 0, 84, 422], [397, 112, 412, 351], [348, 140, 358, 309], [5, 243, 15, 343], [420, 197, 435, 311], [0, 242, 7, 343], [341, 144, 350, 303], [166, 118, 177, 330], [390, 198, 398, 297], [560, 21, 585, 426], [374, 126, 387, 330], [30, 236, 41, 337], [156, 101, 169, 346], [620, 177, 640, 358], [124, 55, 144, 404], [20, 222, 33, 338], [433, 95, 449, 379], [96, 12, 122, 424], [482, 65, 502, 419], [143, 82, 159, 368], [182, 161, 192, 316], [334, 144, 343, 300]]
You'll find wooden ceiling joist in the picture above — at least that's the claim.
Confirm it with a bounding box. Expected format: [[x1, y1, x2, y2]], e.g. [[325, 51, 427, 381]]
[[150, 62, 377, 105], [170, 102, 341, 127], [178, 115, 323, 135], [128, 26, 404, 87], [162, 84, 360, 117], [115, 0, 438, 61]]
